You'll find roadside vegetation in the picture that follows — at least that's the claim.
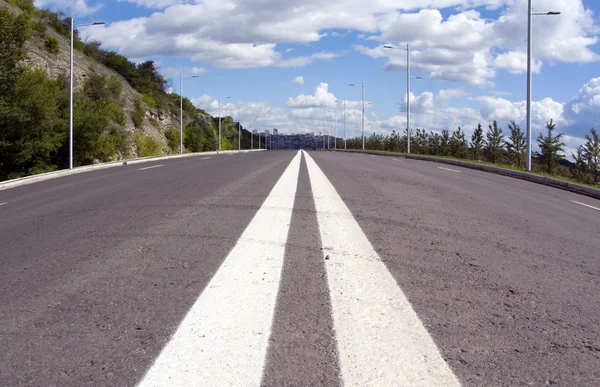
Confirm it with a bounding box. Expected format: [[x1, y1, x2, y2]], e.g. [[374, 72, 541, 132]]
[[0, 0, 255, 181], [344, 121, 600, 187]]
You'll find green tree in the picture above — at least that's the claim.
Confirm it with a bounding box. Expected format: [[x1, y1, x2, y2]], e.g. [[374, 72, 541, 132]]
[[386, 130, 401, 152], [535, 119, 565, 175], [413, 129, 429, 154], [449, 127, 468, 158], [506, 120, 526, 167], [484, 120, 504, 164], [470, 123, 484, 160], [571, 146, 589, 183], [0, 69, 66, 179], [582, 127, 600, 183], [439, 130, 450, 156], [428, 131, 441, 155]]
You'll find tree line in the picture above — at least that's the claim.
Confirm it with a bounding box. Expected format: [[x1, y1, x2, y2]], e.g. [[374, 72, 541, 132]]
[[344, 120, 600, 185]]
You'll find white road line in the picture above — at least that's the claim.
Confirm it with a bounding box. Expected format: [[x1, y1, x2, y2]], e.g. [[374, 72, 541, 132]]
[[392, 158, 403, 161], [0, 202, 7, 206], [438, 166, 461, 173], [304, 150, 460, 386], [137, 151, 302, 387], [201, 157, 212, 160], [136, 164, 164, 171], [570, 200, 600, 212]]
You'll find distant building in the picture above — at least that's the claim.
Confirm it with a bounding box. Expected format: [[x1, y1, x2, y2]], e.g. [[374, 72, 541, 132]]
[[273, 129, 278, 135]]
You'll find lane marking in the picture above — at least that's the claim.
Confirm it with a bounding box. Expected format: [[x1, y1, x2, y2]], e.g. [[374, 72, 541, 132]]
[[570, 200, 600, 212], [392, 158, 403, 161], [304, 150, 460, 386], [438, 166, 461, 173], [0, 202, 7, 206], [201, 157, 212, 160], [138, 151, 302, 387], [137, 164, 164, 171]]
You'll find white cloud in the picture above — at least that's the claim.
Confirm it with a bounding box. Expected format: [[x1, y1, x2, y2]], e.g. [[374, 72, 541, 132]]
[[493, 51, 542, 74], [35, 0, 102, 16], [159, 66, 206, 78], [563, 77, 600, 137], [286, 82, 339, 109], [438, 88, 468, 101], [292, 76, 305, 85], [41, 0, 600, 80]]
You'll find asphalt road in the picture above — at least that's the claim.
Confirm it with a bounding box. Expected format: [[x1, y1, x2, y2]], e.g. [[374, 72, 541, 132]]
[[0, 150, 598, 386]]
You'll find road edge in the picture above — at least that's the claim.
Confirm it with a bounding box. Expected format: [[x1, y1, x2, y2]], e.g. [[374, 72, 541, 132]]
[[334, 150, 600, 200], [0, 150, 265, 191]]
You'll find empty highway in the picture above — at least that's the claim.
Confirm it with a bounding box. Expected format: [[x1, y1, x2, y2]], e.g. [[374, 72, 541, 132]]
[[1, 150, 599, 386]]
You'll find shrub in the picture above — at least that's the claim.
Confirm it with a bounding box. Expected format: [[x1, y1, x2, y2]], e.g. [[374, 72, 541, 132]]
[[142, 93, 156, 109], [44, 35, 60, 54], [132, 98, 145, 128], [164, 128, 181, 153], [32, 19, 46, 36], [135, 133, 162, 157], [106, 75, 122, 96]]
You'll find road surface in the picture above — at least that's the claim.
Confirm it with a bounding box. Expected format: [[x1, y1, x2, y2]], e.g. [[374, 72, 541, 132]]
[[1, 150, 598, 386]]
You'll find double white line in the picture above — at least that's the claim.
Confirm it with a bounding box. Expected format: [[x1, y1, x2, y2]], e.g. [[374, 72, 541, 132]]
[[138, 150, 459, 386]]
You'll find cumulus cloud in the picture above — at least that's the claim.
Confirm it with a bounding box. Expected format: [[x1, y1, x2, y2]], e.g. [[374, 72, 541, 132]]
[[35, 0, 102, 16], [159, 66, 206, 78], [493, 51, 542, 74], [286, 82, 339, 109], [438, 88, 468, 101], [562, 77, 600, 137], [292, 76, 305, 85]]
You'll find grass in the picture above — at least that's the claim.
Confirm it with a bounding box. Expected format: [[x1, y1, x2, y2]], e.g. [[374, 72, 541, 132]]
[[337, 149, 600, 189]]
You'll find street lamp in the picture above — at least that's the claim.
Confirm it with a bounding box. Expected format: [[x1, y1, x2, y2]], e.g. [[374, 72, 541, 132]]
[[526, 3, 561, 171], [180, 74, 199, 154], [349, 83, 365, 150], [342, 100, 347, 149], [218, 96, 231, 152], [333, 100, 340, 149], [384, 44, 423, 154], [69, 19, 104, 169]]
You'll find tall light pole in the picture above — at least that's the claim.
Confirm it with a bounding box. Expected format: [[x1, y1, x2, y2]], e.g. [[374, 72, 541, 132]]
[[349, 83, 365, 150], [343, 100, 347, 149], [180, 74, 199, 154], [69, 19, 104, 169], [333, 100, 339, 149], [526, 5, 561, 171], [218, 96, 231, 152], [384, 44, 423, 154]]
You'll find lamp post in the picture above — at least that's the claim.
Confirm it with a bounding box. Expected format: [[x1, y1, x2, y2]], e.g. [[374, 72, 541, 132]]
[[349, 83, 365, 150], [69, 19, 104, 169], [384, 44, 423, 154], [180, 74, 199, 154], [343, 100, 347, 149], [526, 4, 561, 171], [333, 100, 339, 149], [218, 96, 231, 152]]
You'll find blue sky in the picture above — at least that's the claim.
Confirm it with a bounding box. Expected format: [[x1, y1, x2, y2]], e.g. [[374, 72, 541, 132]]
[[37, 0, 600, 151]]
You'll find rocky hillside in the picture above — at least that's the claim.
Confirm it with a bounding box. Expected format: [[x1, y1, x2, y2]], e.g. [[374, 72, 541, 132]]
[[1, 0, 254, 181]]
